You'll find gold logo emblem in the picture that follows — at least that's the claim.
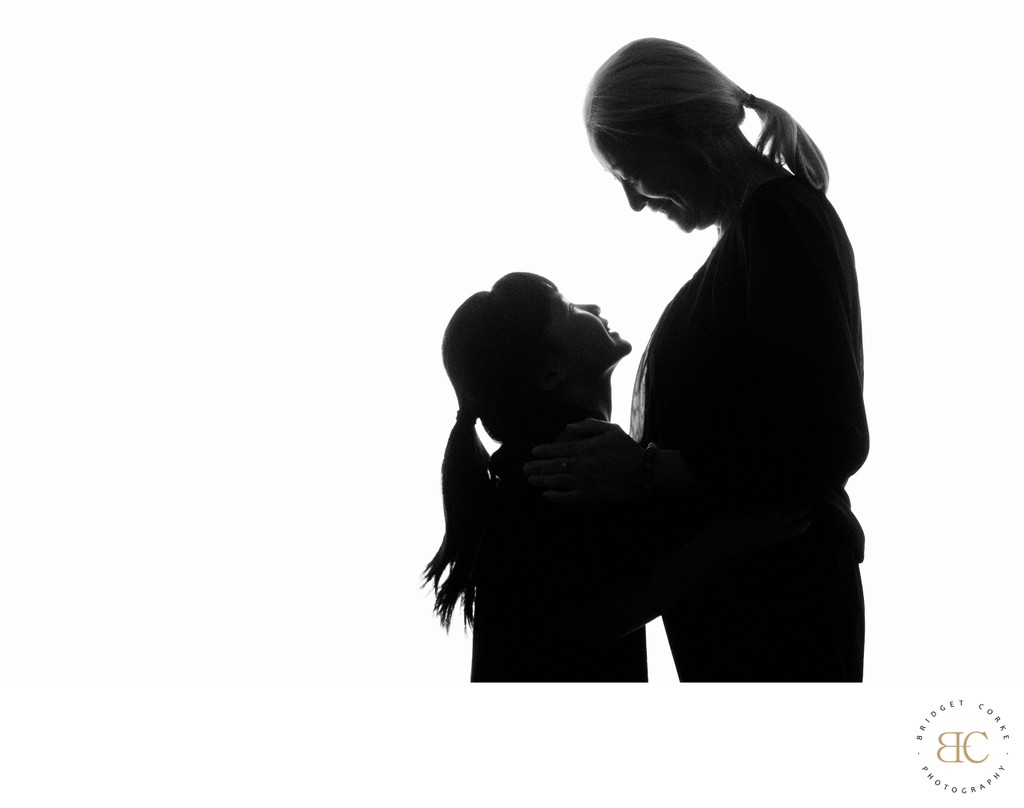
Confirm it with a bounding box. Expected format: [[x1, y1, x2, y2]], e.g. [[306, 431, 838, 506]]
[[936, 731, 989, 764], [914, 699, 1012, 795]]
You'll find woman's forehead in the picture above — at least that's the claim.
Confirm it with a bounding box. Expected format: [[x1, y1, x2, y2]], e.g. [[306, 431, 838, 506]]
[[591, 131, 646, 179], [593, 128, 687, 174], [589, 130, 621, 170]]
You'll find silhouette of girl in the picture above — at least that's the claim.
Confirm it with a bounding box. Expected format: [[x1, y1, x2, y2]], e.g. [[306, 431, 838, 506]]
[[425, 272, 808, 682], [526, 38, 869, 681]]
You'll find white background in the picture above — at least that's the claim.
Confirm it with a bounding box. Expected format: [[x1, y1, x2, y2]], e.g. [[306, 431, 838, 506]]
[[1, 0, 1022, 802]]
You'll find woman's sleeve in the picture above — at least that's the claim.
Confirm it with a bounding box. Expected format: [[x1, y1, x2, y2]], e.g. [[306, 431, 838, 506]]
[[733, 193, 869, 499], [544, 507, 797, 642], [527, 505, 704, 641]]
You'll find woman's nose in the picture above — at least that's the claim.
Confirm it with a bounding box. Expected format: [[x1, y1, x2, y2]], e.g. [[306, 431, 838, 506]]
[[621, 180, 647, 212], [582, 304, 601, 316]]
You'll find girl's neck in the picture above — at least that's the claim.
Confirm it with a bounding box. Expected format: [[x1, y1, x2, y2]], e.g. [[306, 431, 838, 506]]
[[498, 371, 615, 461], [556, 370, 614, 423]]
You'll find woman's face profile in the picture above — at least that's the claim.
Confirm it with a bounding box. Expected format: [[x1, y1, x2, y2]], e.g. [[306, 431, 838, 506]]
[[589, 130, 717, 232]]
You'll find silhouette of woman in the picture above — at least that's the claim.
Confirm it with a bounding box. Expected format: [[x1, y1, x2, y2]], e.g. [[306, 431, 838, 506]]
[[526, 38, 869, 681], [425, 272, 809, 682]]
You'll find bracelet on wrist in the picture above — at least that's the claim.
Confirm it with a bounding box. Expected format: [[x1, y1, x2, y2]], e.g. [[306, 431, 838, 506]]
[[642, 442, 659, 499]]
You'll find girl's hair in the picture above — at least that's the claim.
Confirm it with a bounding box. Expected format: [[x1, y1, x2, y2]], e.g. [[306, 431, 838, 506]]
[[423, 272, 562, 631], [584, 37, 829, 192]]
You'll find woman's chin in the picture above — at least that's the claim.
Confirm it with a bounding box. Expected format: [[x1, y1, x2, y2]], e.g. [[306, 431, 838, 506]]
[[663, 210, 692, 231]]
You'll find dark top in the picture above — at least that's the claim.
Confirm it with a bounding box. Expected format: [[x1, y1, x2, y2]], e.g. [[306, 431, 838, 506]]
[[467, 442, 666, 682], [634, 175, 869, 681]]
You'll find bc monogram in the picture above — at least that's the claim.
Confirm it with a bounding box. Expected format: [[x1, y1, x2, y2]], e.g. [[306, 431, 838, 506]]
[[936, 731, 989, 764]]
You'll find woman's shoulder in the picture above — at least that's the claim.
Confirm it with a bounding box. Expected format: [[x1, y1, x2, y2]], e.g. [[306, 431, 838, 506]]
[[744, 173, 842, 222], [740, 174, 849, 247], [733, 173, 856, 291], [746, 173, 818, 214]]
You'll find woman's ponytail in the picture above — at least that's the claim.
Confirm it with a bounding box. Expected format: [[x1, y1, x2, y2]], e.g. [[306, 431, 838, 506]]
[[422, 409, 495, 631], [586, 40, 833, 194], [745, 93, 829, 193]]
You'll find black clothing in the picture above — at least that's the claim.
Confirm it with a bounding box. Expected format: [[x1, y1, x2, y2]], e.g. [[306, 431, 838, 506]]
[[634, 175, 868, 682], [468, 442, 658, 682]]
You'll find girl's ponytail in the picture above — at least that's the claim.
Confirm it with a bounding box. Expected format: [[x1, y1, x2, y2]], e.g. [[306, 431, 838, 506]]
[[422, 409, 495, 631]]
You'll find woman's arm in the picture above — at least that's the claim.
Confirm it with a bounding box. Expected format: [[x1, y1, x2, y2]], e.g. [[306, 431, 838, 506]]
[[552, 505, 811, 642], [730, 193, 868, 495], [650, 447, 696, 499], [523, 419, 698, 504]]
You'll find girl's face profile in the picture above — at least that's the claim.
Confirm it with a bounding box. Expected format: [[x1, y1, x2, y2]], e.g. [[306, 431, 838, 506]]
[[546, 293, 631, 377]]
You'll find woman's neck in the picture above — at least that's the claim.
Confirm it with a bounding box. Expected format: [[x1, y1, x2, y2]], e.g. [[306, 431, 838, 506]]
[[716, 155, 788, 236]]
